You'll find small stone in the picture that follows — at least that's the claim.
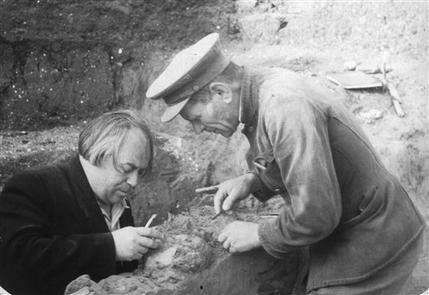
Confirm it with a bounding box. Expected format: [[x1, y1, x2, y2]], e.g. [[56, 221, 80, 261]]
[[145, 246, 178, 269], [64, 274, 95, 295], [356, 109, 384, 124], [343, 60, 357, 71]]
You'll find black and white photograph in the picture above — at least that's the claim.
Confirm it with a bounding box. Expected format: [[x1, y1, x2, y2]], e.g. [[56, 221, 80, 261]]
[[0, 1, 428, 294]]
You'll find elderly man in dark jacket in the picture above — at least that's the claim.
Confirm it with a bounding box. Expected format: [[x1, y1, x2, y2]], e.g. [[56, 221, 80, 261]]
[[146, 33, 425, 294], [0, 109, 163, 295]]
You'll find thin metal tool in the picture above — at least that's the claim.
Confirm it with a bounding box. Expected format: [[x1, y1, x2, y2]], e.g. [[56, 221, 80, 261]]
[[253, 161, 267, 171], [195, 186, 219, 194], [144, 214, 157, 228], [211, 211, 223, 220]]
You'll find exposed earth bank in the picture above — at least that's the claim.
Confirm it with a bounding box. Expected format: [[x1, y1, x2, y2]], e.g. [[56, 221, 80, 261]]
[[0, 1, 428, 294]]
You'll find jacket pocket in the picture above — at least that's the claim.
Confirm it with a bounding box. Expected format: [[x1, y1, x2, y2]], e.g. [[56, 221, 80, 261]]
[[339, 185, 382, 230]]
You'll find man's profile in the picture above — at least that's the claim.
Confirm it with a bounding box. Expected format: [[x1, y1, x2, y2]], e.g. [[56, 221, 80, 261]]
[[0, 109, 163, 295]]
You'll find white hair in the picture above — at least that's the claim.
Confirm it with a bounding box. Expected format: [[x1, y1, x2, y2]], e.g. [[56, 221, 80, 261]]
[[78, 109, 153, 170]]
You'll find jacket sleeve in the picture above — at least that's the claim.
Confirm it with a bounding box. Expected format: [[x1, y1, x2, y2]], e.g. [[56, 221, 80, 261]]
[[0, 172, 117, 293], [257, 97, 342, 259], [248, 168, 278, 202]]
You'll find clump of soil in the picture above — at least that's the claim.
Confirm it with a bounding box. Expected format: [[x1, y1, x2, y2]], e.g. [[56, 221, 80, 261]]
[[130, 203, 263, 293], [65, 196, 274, 295]]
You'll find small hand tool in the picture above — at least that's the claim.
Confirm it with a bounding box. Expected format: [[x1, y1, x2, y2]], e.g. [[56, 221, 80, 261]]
[[144, 214, 157, 228], [211, 211, 223, 220], [195, 185, 219, 194], [253, 161, 266, 171]]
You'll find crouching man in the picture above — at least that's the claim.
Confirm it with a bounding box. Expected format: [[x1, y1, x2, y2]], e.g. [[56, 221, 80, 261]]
[[146, 33, 425, 294], [0, 109, 163, 295]]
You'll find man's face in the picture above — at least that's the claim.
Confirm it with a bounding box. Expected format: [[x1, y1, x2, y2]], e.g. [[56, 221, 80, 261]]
[[180, 87, 239, 138], [89, 128, 151, 206]]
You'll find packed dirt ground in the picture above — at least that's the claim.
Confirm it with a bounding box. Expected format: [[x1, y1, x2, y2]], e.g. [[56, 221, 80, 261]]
[[0, 1, 428, 294]]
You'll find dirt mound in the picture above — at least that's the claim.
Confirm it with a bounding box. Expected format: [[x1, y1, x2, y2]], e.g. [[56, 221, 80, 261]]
[[65, 201, 300, 295]]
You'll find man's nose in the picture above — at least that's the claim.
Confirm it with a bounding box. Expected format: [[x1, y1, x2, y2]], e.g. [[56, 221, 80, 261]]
[[192, 121, 204, 134], [126, 170, 139, 187]]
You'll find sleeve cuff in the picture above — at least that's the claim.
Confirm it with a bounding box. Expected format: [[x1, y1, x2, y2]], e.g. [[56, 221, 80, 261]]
[[247, 170, 275, 202], [89, 232, 117, 279], [258, 218, 301, 259]]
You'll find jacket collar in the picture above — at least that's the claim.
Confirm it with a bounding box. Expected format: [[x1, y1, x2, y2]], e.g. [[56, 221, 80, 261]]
[[69, 154, 95, 203], [69, 154, 109, 232], [239, 67, 259, 137]]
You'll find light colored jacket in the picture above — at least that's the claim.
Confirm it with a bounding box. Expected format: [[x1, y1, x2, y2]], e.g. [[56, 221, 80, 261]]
[[239, 67, 425, 290]]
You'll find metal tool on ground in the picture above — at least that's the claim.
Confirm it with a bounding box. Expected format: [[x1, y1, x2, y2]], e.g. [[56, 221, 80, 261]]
[[326, 71, 383, 90], [211, 211, 223, 220], [144, 214, 157, 228], [380, 62, 405, 117]]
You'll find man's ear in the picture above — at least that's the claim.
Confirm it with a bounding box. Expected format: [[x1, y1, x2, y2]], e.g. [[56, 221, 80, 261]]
[[209, 82, 232, 104]]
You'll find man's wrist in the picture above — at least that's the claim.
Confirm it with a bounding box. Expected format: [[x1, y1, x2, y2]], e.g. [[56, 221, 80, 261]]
[[245, 171, 262, 192], [253, 222, 262, 247]]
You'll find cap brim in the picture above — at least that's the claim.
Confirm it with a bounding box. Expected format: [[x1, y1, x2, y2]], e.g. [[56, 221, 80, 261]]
[[160, 97, 191, 123]]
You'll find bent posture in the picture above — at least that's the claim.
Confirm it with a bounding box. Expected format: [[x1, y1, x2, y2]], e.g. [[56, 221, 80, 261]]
[[146, 33, 424, 294], [0, 109, 162, 295]]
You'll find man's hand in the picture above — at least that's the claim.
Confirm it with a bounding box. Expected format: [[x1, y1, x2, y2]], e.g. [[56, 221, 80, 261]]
[[213, 173, 258, 214], [111, 226, 163, 261], [218, 221, 262, 253]]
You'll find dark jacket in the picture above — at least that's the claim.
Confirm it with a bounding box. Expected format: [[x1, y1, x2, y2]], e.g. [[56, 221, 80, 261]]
[[239, 67, 425, 290], [0, 155, 138, 295]]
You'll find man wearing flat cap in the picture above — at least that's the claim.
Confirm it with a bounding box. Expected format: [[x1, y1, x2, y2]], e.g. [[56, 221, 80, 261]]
[[146, 33, 425, 294]]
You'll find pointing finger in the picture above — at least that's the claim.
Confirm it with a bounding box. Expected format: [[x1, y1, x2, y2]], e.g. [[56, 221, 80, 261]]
[[229, 244, 238, 253], [223, 239, 232, 250], [213, 189, 228, 214], [137, 236, 161, 249], [137, 245, 149, 255], [222, 194, 235, 211], [218, 232, 228, 243]]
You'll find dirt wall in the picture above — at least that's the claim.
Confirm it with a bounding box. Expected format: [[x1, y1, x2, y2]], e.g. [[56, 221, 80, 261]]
[[0, 0, 237, 129]]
